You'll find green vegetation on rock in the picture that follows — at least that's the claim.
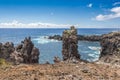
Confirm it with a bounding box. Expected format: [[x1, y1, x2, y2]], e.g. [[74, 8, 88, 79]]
[[0, 58, 11, 66]]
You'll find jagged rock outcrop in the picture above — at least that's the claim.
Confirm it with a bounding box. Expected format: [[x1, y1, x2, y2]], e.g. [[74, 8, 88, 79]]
[[49, 35, 62, 41], [99, 32, 120, 64], [0, 42, 14, 61], [48, 34, 102, 41], [62, 26, 80, 61], [77, 35, 102, 41], [0, 37, 40, 64]]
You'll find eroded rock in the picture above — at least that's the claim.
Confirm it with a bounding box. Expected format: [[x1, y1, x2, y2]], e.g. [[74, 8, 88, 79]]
[[62, 26, 80, 61], [99, 32, 120, 64], [0, 42, 14, 61], [0, 37, 40, 64]]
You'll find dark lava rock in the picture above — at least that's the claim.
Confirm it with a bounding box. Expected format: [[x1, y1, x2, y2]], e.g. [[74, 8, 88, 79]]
[[48, 34, 102, 42], [0, 42, 15, 61], [77, 35, 102, 41], [53, 56, 61, 63], [12, 37, 39, 64], [99, 32, 120, 64], [0, 37, 40, 64], [49, 35, 62, 41], [62, 26, 80, 61]]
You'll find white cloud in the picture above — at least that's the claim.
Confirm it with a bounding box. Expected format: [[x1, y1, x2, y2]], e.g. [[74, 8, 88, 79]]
[[87, 3, 93, 8], [95, 7, 120, 21], [113, 2, 120, 6], [0, 20, 78, 28]]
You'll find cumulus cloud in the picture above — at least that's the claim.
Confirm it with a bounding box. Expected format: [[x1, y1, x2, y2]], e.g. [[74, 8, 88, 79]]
[[87, 3, 93, 8], [113, 2, 120, 6], [0, 20, 78, 28], [95, 7, 120, 21]]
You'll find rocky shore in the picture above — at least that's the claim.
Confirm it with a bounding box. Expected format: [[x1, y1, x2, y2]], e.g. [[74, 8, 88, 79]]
[[0, 26, 120, 80], [48, 34, 102, 42], [48, 34, 102, 41], [99, 32, 120, 65]]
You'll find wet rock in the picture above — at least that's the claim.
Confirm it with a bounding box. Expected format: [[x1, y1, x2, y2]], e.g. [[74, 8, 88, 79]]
[[62, 26, 80, 61], [99, 32, 120, 64]]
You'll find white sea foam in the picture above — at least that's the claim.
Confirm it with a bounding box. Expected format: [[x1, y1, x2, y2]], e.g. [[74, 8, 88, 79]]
[[88, 53, 95, 57], [88, 49, 100, 62], [112, 30, 119, 32], [33, 36, 59, 44], [88, 50, 100, 56], [88, 46, 101, 50]]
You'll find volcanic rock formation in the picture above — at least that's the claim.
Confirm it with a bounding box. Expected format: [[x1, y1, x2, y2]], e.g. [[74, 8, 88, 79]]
[[99, 32, 120, 64], [0, 37, 40, 64], [48, 34, 102, 41], [62, 26, 80, 61], [0, 42, 14, 61]]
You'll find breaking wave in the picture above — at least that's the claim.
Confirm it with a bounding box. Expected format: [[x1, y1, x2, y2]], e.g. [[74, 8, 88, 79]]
[[87, 46, 101, 62], [33, 36, 59, 44], [88, 46, 101, 50]]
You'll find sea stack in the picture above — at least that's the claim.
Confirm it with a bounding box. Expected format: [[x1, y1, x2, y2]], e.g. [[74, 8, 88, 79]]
[[99, 32, 120, 64], [62, 26, 80, 61]]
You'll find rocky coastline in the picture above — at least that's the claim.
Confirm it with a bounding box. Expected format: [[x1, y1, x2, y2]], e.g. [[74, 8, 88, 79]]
[[48, 34, 102, 42], [48, 34, 102, 41], [0, 37, 40, 65], [0, 26, 120, 80], [99, 32, 120, 65]]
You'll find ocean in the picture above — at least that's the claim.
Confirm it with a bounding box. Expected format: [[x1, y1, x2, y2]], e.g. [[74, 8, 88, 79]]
[[0, 28, 119, 63]]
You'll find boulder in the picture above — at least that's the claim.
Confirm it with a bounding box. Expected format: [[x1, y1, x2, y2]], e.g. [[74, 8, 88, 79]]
[[53, 56, 61, 63]]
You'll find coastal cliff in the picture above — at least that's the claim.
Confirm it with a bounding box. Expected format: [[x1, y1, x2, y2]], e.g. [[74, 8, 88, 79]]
[[99, 32, 120, 64]]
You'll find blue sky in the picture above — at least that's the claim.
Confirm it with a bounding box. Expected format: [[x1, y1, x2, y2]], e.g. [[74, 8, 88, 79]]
[[0, 0, 120, 28]]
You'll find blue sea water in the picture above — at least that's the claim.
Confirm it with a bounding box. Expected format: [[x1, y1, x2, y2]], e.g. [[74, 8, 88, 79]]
[[0, 28, 119, 63]]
